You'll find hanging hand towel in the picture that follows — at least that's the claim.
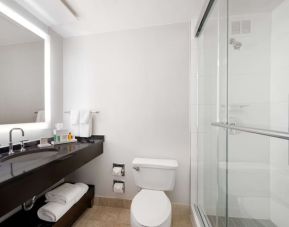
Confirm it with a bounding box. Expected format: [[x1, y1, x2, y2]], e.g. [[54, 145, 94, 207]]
[[70, 110, 80, 137], [79, 110, 92, 137]]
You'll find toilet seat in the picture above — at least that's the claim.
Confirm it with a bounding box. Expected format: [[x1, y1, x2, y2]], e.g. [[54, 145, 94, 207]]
[[131, 189, 171, 227]]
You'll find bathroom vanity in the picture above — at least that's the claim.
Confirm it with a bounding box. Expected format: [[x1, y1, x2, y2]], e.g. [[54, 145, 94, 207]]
[[0, 138, 104, 218]]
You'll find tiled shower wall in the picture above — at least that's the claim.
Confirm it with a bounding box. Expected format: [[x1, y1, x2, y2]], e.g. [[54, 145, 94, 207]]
[[270, 0, 289, 226]]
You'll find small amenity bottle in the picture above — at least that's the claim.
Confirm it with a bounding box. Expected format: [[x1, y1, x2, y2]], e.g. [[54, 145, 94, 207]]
[[68, 132, 73, 141]]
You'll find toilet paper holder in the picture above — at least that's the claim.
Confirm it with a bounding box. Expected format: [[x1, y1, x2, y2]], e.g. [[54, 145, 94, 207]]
[[112, 163, 125, 176], [113, 180, 125, 193]]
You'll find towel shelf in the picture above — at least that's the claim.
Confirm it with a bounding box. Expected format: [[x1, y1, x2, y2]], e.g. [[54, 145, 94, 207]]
[[1, 184, 95, 227]]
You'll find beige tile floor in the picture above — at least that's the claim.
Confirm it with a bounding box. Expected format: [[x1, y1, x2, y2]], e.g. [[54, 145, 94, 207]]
[[73, 205, 193, 227]]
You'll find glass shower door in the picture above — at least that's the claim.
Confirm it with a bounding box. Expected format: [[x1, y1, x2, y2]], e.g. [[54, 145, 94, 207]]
[[226, 0, 289, 226], [196, 0, 228, 226]]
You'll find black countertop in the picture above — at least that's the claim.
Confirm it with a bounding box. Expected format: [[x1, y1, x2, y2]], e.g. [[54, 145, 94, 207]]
[[0, 137, 104, 217], [0, 142, 99, 185]]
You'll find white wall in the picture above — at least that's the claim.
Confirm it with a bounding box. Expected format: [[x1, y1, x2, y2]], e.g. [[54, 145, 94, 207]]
[[63, 23, 191, 204], [0, 41, 44, 124], [0, 0, 63, 146]]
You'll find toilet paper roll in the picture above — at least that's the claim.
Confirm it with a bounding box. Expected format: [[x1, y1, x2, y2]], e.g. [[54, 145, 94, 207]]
[[113, 182, 124, 193], [112, 167, 123, 176]]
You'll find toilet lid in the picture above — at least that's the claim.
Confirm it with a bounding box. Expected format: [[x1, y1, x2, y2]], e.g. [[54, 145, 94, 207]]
[[131, 189, 171, 227]]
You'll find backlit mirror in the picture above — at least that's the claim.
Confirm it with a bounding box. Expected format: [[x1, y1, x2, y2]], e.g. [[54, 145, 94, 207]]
[[0, 3, 50, 128]]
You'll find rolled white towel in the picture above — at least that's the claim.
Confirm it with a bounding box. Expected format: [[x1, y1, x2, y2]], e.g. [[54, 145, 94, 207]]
[[45, 183, 82, 205], [37, 201, 72, 222], [37, 201, 74, 222]]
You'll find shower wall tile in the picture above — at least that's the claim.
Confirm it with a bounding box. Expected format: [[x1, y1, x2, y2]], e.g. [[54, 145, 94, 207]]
[[227, 165, 270, 197], [270, 199, 289, 227], [228, 14, 271, 78], [229, 75, 270, 104], [228, 133, 270, 163], [226, 13, 272, 220], [270, 75, 289, 103], [227, 103, 270, 129], [270, 0, 289, 226], [228, 196, 270, 219], [270, 102, 288, 132], [270, 138, 288, 166]]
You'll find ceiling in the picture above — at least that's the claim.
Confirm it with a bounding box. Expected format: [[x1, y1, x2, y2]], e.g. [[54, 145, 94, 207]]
[[230, 0, 285, 15], [0, 12, 42, 46], [14, 0, 196, 37]]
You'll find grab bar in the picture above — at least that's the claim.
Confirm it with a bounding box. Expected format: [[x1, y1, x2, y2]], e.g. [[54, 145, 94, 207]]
[[211, 122, 289, 140]]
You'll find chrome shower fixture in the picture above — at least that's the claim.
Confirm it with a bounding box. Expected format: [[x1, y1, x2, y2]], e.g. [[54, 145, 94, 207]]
[[230, 38, 242, 50]]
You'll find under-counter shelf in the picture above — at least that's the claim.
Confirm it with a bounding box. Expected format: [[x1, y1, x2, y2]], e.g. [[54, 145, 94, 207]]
[[0, 138, 103, 218], [1, 184, 95, 227]]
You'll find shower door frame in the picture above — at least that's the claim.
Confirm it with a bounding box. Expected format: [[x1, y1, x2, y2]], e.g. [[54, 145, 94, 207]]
[[194, 0, 229, 227], [195, 0, 289, 226]]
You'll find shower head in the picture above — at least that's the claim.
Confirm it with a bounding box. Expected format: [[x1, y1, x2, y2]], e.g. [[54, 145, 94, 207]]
[[230, 38, 242, 50]]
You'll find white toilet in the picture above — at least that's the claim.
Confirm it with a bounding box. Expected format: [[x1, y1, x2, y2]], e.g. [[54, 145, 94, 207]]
[[131, 158, 178, 227]]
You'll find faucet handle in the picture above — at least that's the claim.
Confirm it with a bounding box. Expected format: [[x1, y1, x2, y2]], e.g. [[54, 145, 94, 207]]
[[20, 139, 28, 152]]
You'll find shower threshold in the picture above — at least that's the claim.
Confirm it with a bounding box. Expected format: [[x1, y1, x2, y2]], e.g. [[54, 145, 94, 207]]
[[207, 215, 277, 227]]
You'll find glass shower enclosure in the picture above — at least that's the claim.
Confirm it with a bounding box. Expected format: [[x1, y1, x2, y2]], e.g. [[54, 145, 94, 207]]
[[194, 0, 289, 227]]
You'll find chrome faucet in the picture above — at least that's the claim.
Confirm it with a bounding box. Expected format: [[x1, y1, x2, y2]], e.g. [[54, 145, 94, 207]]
[[9, 128, 25, 155]]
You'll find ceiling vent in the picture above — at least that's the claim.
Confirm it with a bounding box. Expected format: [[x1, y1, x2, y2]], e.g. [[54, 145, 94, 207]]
[[231, 20, 251, 35]]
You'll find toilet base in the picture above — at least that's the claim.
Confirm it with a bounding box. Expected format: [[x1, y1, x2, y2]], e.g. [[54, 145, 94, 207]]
[[130, 209, 171, 227]]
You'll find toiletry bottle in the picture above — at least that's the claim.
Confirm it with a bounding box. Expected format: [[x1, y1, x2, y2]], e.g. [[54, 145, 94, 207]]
[[68, 132, 72, 141], [53, 129, 58, 143]]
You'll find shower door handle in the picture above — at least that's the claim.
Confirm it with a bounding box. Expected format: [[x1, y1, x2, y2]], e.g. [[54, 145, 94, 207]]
[[211, 122, 289, 140]]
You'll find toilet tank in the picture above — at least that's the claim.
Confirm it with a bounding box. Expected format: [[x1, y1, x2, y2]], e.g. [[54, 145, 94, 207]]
[[132, 158, 178, 191]]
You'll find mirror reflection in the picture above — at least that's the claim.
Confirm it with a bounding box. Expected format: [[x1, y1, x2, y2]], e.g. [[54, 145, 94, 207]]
[[0, 12, 44, 125]]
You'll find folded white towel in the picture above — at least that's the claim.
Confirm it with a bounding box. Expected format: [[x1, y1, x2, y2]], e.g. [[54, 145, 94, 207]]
[[70, 110, 80, 125], [39, 183, 89, 222], [37, 201, 74, 222], [45, 183, 82, 205], [74, 183, 89, 203], [74, 182, 89, 192]]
